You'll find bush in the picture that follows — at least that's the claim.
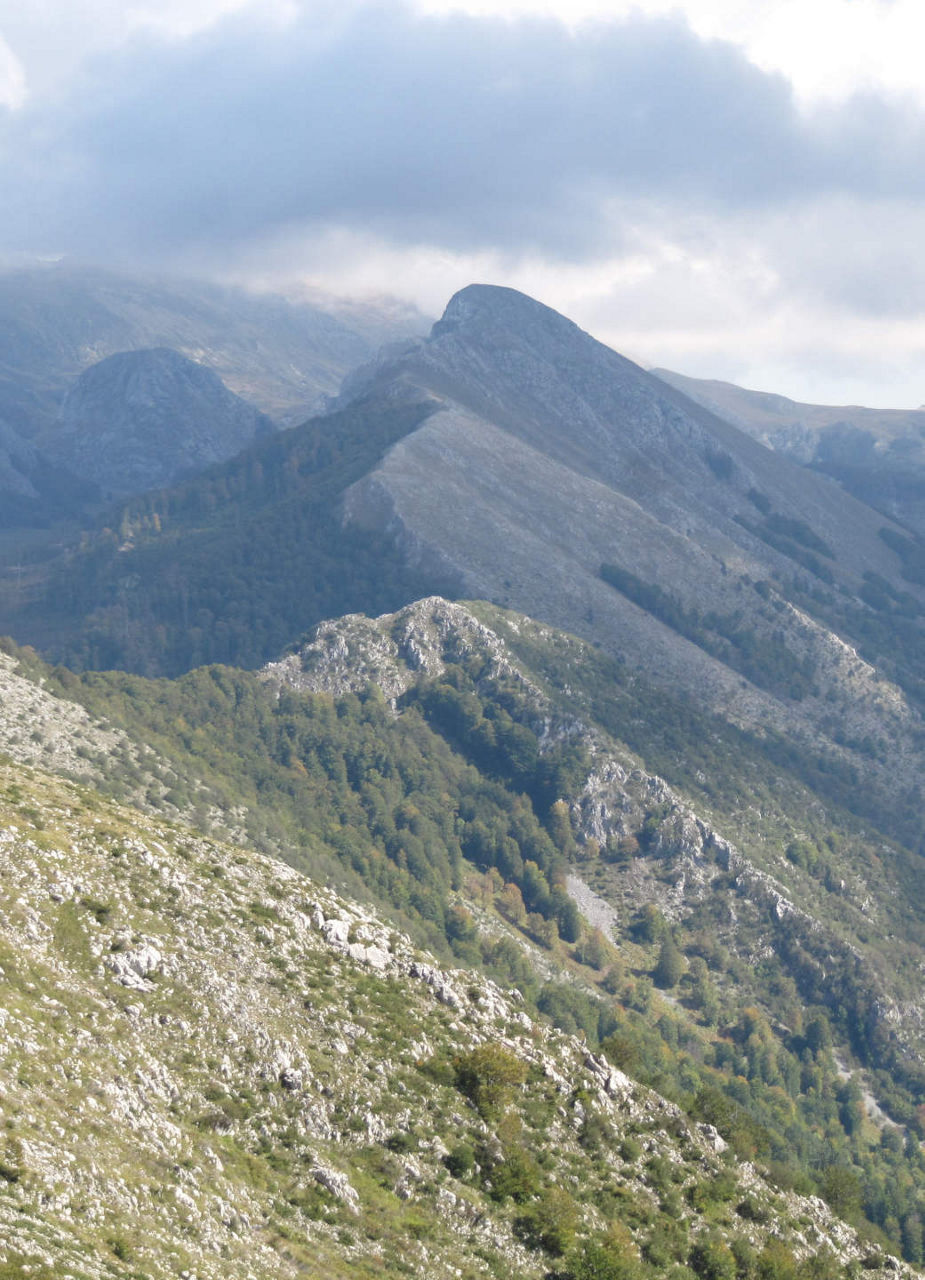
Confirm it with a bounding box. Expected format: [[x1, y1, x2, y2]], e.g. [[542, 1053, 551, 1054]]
[[654, 936, 685, 989], [444, 1143, 475, 1179], [514, 1187, 579, 1255], [480, 1142, 542, 1203], [689, 1233, 737, 1280], [566, 1225, 643, 1280], [454, 1043, 528, 1118]]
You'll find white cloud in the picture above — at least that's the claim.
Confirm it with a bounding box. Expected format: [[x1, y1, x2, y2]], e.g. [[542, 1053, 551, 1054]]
[[0, 33, 25, 109], [215, 209, 925, 410], [411, 0, 925, 108], [3, 0, 925, 407]]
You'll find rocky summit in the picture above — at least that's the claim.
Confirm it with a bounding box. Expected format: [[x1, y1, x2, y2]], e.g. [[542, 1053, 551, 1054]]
[[339, 286, 925, 817]]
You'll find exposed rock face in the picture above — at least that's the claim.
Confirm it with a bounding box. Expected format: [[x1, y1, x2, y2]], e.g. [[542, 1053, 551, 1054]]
[[262, 596, 538, 703], [49, 348, 275, 496]]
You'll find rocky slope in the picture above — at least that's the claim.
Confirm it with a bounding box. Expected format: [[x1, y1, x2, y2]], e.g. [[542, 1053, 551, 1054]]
[[652, 368, 925, 537], [267, 597, 925, 1077], [48, 348, 274, 498], [0, 754, 913, 1280], [4, 595, 925, 1270]]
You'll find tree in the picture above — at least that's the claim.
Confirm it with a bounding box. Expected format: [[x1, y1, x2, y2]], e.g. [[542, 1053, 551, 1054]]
[[552, 889, 582, 943], [654, 935, 685, 989], [633, 903, 667, 944], [567, 1224, 642, 1280], [819, 1164, 862, 1220], [497, 881, 526, 925], [514, 1187, 579, 1255], [689, 1233, 737, 1280]]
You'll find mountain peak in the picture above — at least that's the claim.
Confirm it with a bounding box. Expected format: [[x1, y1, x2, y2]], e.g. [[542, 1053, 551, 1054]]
[[48, 346, 275, 497], [432, 282, 587, 344]]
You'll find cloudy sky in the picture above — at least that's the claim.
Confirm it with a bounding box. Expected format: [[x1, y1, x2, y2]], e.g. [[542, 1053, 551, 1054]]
[[3, 0, 925, 406]]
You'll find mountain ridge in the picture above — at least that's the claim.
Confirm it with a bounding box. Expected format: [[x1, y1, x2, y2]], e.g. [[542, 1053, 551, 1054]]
[[5, 283, 925, 825]]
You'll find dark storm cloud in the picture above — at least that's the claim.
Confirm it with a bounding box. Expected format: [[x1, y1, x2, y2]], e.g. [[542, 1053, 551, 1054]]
[[2, 3, 925, 265]]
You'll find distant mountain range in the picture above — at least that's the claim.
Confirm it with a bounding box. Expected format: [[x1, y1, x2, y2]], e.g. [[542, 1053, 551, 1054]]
[[0, 261, 428, 522], [7, 284, 922, 825], [653, 367, 925, 537]]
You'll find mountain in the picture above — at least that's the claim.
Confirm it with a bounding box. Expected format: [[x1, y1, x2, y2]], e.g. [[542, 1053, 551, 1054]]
[[47, 347, 275, 498], [2, 599, 925, 1277], [0, 261, 428, 433], [0, 262, 428, 526], [5, 284, 925, 826], [651, 368, 925, 537], [1, 749, 909, 1280], [11, 277, 925, 1275]]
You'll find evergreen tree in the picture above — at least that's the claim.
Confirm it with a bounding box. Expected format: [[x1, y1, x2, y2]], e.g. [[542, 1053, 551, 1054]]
[[654, 935, 685, 989]]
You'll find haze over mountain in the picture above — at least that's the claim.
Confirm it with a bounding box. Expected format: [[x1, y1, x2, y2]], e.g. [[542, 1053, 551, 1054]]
[[0, 262, 427, 432], [652, 368, 925, 538], [0, 261, 429, 525], [49, 347, 275, 498]]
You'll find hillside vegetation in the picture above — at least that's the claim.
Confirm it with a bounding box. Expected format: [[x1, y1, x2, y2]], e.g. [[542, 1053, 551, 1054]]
[[4, 597, 925, 1268], [0, 755, 915, 1280]]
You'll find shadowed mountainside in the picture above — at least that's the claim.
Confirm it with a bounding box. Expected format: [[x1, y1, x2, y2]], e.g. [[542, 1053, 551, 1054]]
[[652, 367, 925, 537]]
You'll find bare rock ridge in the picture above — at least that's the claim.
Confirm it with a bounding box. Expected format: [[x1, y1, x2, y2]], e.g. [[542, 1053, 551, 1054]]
[[49, 347, 275, 497], [338, 284, 925, 803], [261, 596, 536, 702]]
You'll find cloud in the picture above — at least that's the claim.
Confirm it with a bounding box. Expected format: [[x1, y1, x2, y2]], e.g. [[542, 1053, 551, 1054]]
[[4, 1, 925, 269], [0, 35, 25, 110], [5, 0, 925, 409]]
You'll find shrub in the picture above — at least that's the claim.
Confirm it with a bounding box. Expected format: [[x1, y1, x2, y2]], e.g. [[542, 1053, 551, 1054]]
[[689, 1233, 737, 1280], [514, 1187, 579, 1255], [654, 936, 685, 989], [566, 1224, 643, 1280], [454, 1043, 528, 1118], [444, 1143, 475, 1179]]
